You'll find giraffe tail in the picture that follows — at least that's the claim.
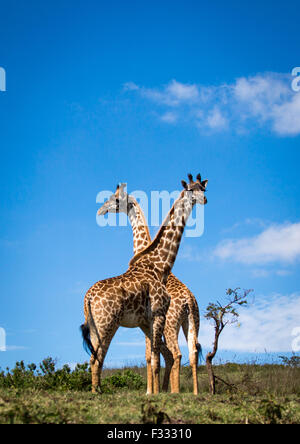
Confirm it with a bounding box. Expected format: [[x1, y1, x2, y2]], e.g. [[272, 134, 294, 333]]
[[196, 343, 204, 364], [186, 295, 202, 362], [80, 322, 96, 358]]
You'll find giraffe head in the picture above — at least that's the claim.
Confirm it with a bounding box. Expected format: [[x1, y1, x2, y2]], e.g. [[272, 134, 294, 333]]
[[97, 183, 130, 216], [181, 173, 208, 205]]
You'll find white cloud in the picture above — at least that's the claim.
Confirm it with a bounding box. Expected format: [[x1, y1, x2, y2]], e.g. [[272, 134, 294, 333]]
[[221, 217, 268, 233], [234, 74, 290, 111], [165, 79, 199, 102], [124, 72, 300, 136], [177, 244, 203, 262], [123, 81, 140, 91], [5, 345, 28, 351], [233, 73, 300, 136], [251, 268, 292, 278], [214, 222, 300, 265], [135, 79, 199, 107], [160, 111, 178, 123], [272, 93, 300, 135], [216, 293, 300, 352], [206, 106, 228, 129], [178, 293, 300, 353], [276, 269, 292, 276]]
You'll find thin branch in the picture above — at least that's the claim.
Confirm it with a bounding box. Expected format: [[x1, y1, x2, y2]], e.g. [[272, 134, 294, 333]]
[[204, 288, 253, 394]]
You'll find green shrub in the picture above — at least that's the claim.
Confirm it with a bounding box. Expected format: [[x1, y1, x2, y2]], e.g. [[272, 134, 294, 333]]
[[0, 358, 92, 392], [279, 355, 300, 368], [0, 359, 145, 393], [101, 369, 145, 393]]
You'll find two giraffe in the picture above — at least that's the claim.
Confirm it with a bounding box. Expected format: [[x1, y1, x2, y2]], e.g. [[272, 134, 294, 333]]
[[81, 174, 207, 394], [98, 183, 201, 395]]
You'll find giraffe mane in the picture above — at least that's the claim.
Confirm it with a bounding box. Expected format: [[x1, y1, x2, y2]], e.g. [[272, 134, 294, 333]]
[[129, 191, 184, 267], [128, 194, 151, 243]]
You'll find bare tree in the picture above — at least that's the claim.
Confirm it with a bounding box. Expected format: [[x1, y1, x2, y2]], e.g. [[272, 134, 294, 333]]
[[204, 288, 252, 394]]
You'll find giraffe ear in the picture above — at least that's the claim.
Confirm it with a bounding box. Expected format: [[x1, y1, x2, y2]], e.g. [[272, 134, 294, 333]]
[[201, 179, 208, 189], [119, 183, 127, 196], [181, 180, 188, 190]]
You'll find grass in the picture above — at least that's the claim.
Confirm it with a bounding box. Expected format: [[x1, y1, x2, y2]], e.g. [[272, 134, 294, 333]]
[[0, 357, 299, 424]]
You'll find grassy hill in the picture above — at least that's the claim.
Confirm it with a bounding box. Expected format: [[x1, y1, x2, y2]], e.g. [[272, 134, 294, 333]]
[[0, 358, 299, 424]]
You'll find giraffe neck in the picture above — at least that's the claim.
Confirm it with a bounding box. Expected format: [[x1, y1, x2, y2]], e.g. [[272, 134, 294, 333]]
[[129, 191, 194, 276], [127, 196, 151, 255]]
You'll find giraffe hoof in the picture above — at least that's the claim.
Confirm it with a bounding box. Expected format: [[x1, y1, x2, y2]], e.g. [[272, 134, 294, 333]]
[[92, 387, 102, 395]]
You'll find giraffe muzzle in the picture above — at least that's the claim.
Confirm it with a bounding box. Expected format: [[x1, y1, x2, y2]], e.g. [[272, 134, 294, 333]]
[[98, 207, 108, 216]]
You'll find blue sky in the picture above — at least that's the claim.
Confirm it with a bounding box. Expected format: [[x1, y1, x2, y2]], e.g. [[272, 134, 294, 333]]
[[1, 0, 300, 370]]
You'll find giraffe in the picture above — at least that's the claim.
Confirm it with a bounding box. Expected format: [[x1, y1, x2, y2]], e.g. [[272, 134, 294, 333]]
[[98, 182, 202, 394], [81, 173, 207, 394]]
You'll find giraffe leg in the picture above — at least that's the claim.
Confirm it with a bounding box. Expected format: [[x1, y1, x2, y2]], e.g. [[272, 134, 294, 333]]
[[171, 354, 182, 393], [141, 326, 155, 395], [190, 348, 199, 396], [141, 326, 173, 394], [160, 340, 174, 392], [182, 319, 199, 395], [164, 333, 182, 394], [145, 336, 153, 395], [90, 352, 101, 394], [89, 322, 119, 394], [151, 350, 160, 395], [151, 314, 167, 394]]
